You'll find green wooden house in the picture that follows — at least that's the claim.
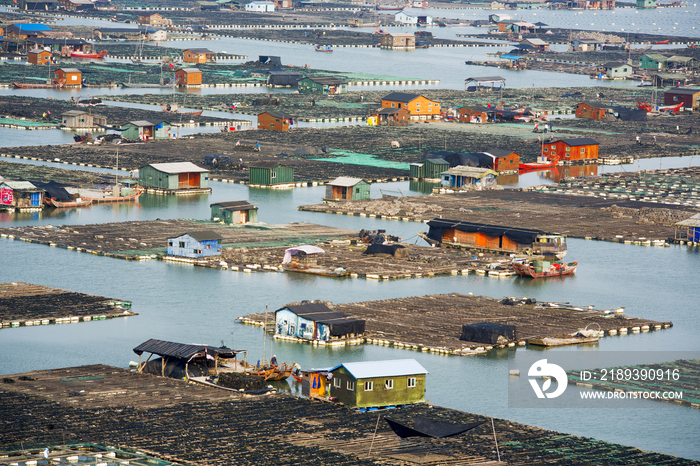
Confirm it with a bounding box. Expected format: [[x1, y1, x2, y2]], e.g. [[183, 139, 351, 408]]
[[409, 158, 449, 180], [298, 76, 348, 95], [210, 200, 258, 224], [636, 0, 656, 8], [121, 120, 172, 141], [139, 162, 210, 192], [639, 53, 668, 70], [248, 161, 294, 186], [324, 177, 370, 201], [329, 359, 428, 409]]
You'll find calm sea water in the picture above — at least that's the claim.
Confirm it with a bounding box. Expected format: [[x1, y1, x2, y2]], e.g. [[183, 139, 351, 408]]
[[1, 5, 699, 461]]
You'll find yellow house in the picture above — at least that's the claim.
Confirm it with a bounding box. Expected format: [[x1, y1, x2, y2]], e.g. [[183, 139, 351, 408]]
[[381, 92, 441, 120]]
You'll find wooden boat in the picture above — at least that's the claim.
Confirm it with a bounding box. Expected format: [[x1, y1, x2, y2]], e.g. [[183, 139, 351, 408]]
[[82, 189, 141, 204], [49, 198, 92, 208], [249, 364, 293, 381], [528, 325, 600, 347], [513, 258, 577, 278], [314, 45, 333, 53], [160, 104, 203, 116], [71, 50, 108, 59], [653, 39, 670, 45], [292, 372, 302, 383], [283, 264, 348, 277], [12, 80, 65, 89]]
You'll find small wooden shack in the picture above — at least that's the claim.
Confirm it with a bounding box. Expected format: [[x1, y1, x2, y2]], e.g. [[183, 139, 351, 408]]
[[248, 161, 293, 186], [675, 213, 700, 243], [380, 32, 415, 50], [275, 302, 365, 342], [324, 177, 370, 202], [458, 105, 492, 123], [483, 149, 519, 172], [664, 88, 700, 110], [440, 166, 498, 189], [211, 200, 258, 224], [121, 120, 171, 140], [257, 111, 296, 131], [425, 219, 554, 254], [176, 68, 202, 87], [297, 76, 348, 95], [328, 359, 428, 409], [409, 158, 449, 180], [575, 102, 615, 120], [182, 48, 215, 64], [61, 110, 92, 128], [301, 369, 330, 398], [55, 67, 81, 87], [371, 107, 410, 125], [139, 162, 210, 192], [167, 231, 222, 258], [28, 47, 51, 65], [0, 180, 44, 210]]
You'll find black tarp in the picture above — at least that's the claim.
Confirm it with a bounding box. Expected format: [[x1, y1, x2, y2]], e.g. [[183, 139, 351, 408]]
[[460, 322, 516, 344], [266, 71, 303, 86], [281, 303, 365, 336], [426, 219, 542, 245], [141, 356, 213, 379], [385, 417, 487, 439], [363, 244, 408, 258], [30, 180, 72, 201], [616, 108, 647, 121]]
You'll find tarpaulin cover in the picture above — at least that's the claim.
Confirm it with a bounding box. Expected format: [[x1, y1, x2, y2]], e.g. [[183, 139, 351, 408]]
[[140, 356, 212, 379], [31, 180, 72, 201], [426, 219, 542, 245], [282, 245, 325, 264], [281, 302, 365, 336], [363, 244, 407, 257], [616, 109, 647, 121], [385, 417, 487, 439], [460, 322, 516, 344], [420, 152, 493, 168]]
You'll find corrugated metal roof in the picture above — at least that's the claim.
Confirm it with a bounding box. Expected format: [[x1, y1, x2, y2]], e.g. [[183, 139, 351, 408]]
[[211, 200, 255, 209], [62, 110, 88, 116], [184, 48, 214, 53], [133, 338, 244, 359], [465, 76, 506, 83], [676, 213, 700, 227], [57, 68, 81, 73], [259, 110, 295, 119], [169, 231, 222, 242], [180, 68, 201, 73], [425, 158, 449, 165], [148, 162, 208, 174], [382, 92, 420, 103], [248, 161, 289, 169], [327, 176, 364, 187], [330, 359, 428, 379], [0, 180, 38, 190], [552, 137, 599, 146]]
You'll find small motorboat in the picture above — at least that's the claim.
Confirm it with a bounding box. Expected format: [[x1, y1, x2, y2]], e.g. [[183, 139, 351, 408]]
[[314, 45, 333, 53], [49, 198, 93, 208], [512, 257, 577, 278]]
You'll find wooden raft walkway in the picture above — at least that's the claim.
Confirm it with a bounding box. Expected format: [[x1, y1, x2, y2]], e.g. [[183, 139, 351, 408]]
[[240, 294, 672, 355], [0, 282, 135, 329], [1, 364, 696, 466]]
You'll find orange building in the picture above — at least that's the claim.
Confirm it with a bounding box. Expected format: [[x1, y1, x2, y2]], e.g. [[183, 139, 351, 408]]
[[257, 111, 296, 131], [458, 105, 492, 123], [176, 68, 202, 86], [381, 92, 440, 120], [543, 138, 599, 162], [575, 102, 614, 120], [54, 67, 81, 87], [371, 107, 410, 125], [137, 13, 172, 26], [28, 48, 52, 65], [182, 48, 215, 64], [483, 149, 519, 172]]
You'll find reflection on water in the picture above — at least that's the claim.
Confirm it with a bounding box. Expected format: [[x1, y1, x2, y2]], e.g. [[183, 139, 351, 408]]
[[409, 179, 441, 194]]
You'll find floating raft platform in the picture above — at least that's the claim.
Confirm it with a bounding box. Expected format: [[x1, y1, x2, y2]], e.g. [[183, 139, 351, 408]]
[[1, 364, 697, 466], [567, 359, 700, 409], [240, 293, 672, 355], [0, 282, 135, 329], [0, 220, 356, 261], [299, 189, 699, 244]]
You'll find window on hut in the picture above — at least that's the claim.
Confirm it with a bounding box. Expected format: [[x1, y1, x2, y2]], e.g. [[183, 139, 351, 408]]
[[347, 381, 355, 390], [334, 378, 341, 388], [407, 377, 416, 388], [385, 379, 393, 390], [364, 381, 373, 391]]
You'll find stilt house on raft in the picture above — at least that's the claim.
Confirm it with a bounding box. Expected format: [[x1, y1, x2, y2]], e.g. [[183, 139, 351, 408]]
[[210, 200, 258, 224], [275, 301, 365, 342], [167, 231, 222, 258], [139, 162, 211, 194], [423, 219, 567, 259], [328, 359, 428, 409], [132, 338, 246, 379]]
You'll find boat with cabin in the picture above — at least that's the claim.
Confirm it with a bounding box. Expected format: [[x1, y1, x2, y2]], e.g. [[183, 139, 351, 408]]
[[314, 45, 333, 53], [512, 256, 578, 278], [71, 50, 108, 59]]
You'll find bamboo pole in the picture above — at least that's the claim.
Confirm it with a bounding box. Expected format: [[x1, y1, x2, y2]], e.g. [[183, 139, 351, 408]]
[[368, 414, 381, 457], [491, 418, 501, 462]]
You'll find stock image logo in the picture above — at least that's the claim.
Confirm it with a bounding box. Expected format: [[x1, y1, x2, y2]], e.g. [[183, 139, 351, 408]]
[[528, 359, 568, 399]]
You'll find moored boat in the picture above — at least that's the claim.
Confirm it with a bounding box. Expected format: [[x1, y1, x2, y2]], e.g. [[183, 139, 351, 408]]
[[71, 50, 108, 59], [81, 188, 141, 204], [13, 80, 65, 89], [314, 45, 333, 53], [49, 198, 93, 208], [512, 257, 578, 278]]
